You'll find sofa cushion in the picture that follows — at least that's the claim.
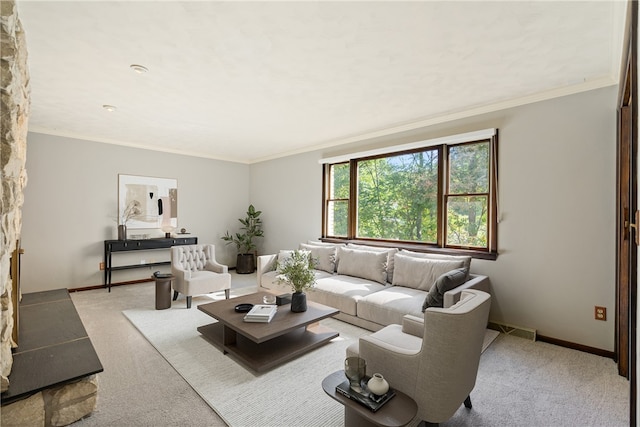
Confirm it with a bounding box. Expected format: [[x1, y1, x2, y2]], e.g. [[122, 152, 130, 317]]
[[347, 244, 398, 283], [260, 270, 280, 289], [299, 243, 336, 273], [357, 286, 427, 326], [311, 274, 387, 316], [422, 267, 470, 310], [392, 253, 465, 291], [306, 241, 346, 270], [337, 247, 388, 284], [399, 249, 471, 280], [276, 249, 314, 271], [276, 250, 294, 269]]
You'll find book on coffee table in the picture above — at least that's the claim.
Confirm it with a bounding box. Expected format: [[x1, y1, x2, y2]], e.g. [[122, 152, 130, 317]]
[[243, 304, 277, 323], [335, 378, 396, 412]]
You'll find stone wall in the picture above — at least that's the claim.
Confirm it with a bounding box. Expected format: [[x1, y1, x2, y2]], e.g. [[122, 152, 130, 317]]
[[1, 0, 30, 392], [1, 376, 99, 427], [1, 5, 99, 425]]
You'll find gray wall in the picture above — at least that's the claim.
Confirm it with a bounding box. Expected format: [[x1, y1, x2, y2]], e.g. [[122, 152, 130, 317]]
[[21, 85, 617, 351], [21, 133, 250, 291], [251, 85, 618, 351]]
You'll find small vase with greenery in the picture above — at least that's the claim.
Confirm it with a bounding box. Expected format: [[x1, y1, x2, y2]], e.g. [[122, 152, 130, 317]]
[[221, 204, 264, 274], [276, 250, 317, 312], [116, 200, 142, 240]]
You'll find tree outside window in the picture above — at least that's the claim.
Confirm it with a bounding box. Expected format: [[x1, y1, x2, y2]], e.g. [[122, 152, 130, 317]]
[[322, 133, 497, 256]]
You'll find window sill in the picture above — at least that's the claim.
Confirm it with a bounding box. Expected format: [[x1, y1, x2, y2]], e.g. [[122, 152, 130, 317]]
[[318, 238, 498, 261]]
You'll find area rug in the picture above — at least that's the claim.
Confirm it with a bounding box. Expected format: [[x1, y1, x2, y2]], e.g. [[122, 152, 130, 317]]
[[123, 297, 498, 427]]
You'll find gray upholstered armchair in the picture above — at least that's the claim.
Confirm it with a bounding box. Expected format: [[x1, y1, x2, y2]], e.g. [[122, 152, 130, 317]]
[[170, 244, 231, 308], [346, 289, 491, 426]]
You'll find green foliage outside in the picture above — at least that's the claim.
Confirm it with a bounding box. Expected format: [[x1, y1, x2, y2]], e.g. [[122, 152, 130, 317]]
[[328, 141, 490, 248], [357, 150, 438, 242], [447, 143, 489, 247], [328, 163, 349, 236]]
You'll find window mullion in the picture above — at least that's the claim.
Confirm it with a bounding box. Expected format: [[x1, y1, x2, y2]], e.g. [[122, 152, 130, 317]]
[[438, 145, 446, 247], [348, 159, 358, 239], [322, 164, 329, 237]]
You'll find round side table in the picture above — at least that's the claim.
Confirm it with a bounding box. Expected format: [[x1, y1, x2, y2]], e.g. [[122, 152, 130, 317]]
[[153, 274, 174, 310], [322, 370, 417, 427]]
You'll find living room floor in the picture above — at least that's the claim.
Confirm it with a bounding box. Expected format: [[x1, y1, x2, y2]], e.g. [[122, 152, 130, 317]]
[[68, 272, 629, 426], [69, 273, 258, 426]]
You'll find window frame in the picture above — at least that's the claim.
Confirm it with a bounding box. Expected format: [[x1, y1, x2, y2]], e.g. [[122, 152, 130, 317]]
[[444, 140, 492, 250], [322, 161, 350, 238], [321, 131, 499, 260]]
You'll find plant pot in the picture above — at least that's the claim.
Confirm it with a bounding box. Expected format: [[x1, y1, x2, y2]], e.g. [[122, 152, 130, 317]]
[[236, 253, 255, 274], [291, 291, 307, 312], [117, 225, 127, 240]]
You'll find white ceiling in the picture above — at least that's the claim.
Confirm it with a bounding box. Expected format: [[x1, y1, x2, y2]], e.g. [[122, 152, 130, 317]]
[[17, 1, 627, 164]]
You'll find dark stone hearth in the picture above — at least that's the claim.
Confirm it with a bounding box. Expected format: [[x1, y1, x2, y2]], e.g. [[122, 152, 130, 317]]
[[1, 289, 103, 405]]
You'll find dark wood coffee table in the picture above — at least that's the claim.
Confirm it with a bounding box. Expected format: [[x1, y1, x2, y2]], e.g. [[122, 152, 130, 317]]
[[322, 370, 418, 427], [197, 292, 339, 372]]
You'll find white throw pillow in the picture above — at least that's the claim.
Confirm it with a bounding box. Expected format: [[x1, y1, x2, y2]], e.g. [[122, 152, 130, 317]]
[[336, 247, 388, 284], [306, 241, 346, 270], [299, 243, 336, 273], [347, 244, 398, 283], [392, 253, 465, 291], [276, 250, 294, 273]]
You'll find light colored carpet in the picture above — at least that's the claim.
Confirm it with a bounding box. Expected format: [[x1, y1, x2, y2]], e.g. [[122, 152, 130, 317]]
[[71, 274, 628, 426], [123, 293, 498, 427], [124, 302, 363, 426]]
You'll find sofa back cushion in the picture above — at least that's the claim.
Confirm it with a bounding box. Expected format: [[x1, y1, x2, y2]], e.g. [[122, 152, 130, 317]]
[[306, 241, 346, 270], [392, 253, 465, 291], [336, 247, 388, 284], [299, 243, 336, 273], [347, 244, 398, 283], [276, 250, 294, 272], [399, 249, 471, 280]]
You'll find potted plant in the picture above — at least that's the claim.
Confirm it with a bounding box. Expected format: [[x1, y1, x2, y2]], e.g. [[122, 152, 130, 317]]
[[221, 204, 264, 274], [276, 250, 317, 312]]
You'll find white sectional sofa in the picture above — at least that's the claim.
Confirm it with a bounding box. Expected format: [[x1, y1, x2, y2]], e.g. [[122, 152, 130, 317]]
[[257, 241, 490, 331]]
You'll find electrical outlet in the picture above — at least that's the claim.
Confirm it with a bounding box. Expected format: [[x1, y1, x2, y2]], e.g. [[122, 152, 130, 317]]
[[99, 262, 105, 270], [595, 306, 606, 321]]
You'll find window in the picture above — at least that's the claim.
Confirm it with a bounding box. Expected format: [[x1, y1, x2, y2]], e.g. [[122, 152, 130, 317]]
[[326, 162, 349, 237], [322, 130, 498, 257], [446, 142, 490, 248]]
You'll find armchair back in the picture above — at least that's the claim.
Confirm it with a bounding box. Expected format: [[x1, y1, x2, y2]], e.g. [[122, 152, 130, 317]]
[[172, 244, 216, 272], [418, 290, 491, 422], [355, 290, 491, 424]]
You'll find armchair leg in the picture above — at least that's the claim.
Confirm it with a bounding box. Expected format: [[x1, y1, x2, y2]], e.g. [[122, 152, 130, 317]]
[[172, 291, 179, 301], [225, 289, 230, 299], [186, 296, 192, 309], [464, 395, 472, 409]]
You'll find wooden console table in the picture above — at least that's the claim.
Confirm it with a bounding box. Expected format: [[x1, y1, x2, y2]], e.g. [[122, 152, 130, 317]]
[[103, 237, 197, 291]]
